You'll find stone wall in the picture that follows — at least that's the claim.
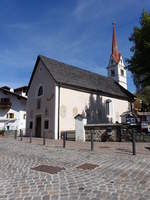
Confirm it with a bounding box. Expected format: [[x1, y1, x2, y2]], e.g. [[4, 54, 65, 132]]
[[85, 124, 121, 142]]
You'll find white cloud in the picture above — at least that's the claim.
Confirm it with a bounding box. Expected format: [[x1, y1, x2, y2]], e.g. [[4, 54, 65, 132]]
[[73, 0, 145, 23]]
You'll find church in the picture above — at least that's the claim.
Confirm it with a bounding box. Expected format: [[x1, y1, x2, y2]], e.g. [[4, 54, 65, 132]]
[[26, 23, 134, 139]]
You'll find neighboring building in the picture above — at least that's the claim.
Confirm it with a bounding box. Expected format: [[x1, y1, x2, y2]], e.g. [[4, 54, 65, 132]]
[[107, 22, 127, 89], [14, 86, 28, 97], [26, 23, 134, 139], [137, 112, 150, 133], [0, 86, 27, 134]]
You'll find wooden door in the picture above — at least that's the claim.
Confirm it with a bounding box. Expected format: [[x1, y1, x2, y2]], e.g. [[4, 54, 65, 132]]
[[35, 116, 41, 138]]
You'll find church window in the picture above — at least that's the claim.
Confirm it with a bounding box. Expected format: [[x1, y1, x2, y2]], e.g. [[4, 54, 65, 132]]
[[106, 101, 110, 115], [29, 121, 33, 129], [111, 70, 115, 77], [121, 69, 124, 76], [38, 86, 43, 96], [106, 99, 112, 115], [44, 120, 49, 129]]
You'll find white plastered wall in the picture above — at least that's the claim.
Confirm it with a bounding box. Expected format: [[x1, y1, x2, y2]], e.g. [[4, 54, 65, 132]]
[[59, 87, 129, 133]]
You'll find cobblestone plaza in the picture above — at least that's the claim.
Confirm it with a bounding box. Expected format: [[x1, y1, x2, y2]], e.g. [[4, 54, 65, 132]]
[[0, 137, 150, 200]]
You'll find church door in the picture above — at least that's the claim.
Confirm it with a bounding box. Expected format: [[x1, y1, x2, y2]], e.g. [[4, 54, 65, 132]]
[[35, 116, 42, 138]]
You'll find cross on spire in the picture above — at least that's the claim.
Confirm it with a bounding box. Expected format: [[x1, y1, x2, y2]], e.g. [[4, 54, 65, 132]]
[[112, 20, 120, 63]]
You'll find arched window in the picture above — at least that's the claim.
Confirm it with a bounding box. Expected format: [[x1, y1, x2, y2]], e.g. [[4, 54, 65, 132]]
[[38, 86, 43, 96], [111, 70, 115, 77], [106, 99, 112, 115], [121, 69, 124, 76]]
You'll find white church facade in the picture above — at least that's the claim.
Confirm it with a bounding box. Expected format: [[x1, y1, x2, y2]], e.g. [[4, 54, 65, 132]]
[[26, 23, 134, 139]]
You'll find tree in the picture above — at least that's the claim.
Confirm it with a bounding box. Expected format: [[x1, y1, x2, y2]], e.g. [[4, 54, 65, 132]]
[[127, 10, 150, 91], [137, 86, 150, 111], [127, 10, 150, 111]]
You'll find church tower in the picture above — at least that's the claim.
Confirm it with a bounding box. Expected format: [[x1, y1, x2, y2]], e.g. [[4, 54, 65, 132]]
[[107, 21, 127, 89]]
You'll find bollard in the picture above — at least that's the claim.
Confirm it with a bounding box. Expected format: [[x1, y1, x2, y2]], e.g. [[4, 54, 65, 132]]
[[132, 129, 136, 155], [43, 131, 46, 145], [14, 130, 17, 140], [91, 131, 94, 151], [63, 132, 66, 148], [20, 130, 23, 141], [30, 132, 32, 143]]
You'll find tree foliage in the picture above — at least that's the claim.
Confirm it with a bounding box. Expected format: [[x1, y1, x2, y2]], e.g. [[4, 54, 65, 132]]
[[137, 86, 150, 111], [128, 10, 150, 111], [128, 10, 150, 91]]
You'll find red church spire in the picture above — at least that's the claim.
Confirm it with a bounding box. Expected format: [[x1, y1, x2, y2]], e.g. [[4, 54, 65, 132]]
[[112, 20, 120, 63]]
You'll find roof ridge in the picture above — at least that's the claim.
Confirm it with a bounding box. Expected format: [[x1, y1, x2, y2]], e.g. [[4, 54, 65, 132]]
[[27, 54, 134, 101], [39, 54, 111, 81]]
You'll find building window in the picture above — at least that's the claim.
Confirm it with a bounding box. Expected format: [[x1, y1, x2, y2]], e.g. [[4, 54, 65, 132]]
[[7, 113, 14, 119], [38, 86, 43, 96], [29, 121, 33, 129], [106, 99, 112, 115], [37, 99, 41, 109], [106, 101, 110, 115], [44, 120, 49, 129], [1, 98, 10, 103], [121, 69, 124, 76], [23, 114, 26, 119], [111, 70, 115, 77]]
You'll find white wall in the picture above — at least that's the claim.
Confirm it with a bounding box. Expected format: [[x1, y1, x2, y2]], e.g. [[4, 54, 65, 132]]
[[59, 87, 129, 134], [107, 56, 127, 89]]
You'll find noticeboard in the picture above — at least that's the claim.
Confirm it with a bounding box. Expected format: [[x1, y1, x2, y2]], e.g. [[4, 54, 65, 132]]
[[126, 116, 137, 125]]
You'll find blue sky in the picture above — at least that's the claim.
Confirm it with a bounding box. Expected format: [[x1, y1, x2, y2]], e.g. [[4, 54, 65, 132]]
[[0, 0, 149, 92]]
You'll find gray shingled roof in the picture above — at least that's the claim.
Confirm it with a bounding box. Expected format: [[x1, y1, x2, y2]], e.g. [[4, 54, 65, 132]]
[[29, 55, 134, 101]]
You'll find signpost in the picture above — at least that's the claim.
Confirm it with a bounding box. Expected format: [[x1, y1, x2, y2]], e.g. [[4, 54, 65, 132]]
[[132, 129, 136, 155], [126, 112, 137, 155]]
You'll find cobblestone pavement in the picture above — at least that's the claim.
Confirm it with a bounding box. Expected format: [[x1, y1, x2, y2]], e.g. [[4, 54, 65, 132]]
[[0, 137, 150, 200]]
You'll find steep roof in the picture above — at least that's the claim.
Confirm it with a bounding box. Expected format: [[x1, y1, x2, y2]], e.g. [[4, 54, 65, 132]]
[[28, 55, 134, 101], [111, 21, 120, 64]]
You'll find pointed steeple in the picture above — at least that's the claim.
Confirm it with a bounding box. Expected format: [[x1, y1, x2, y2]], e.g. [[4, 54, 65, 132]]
[[112, 20, 120, 63], [107, 21, 127, 89]]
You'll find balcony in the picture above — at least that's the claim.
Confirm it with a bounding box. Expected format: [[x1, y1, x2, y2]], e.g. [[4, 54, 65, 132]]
[[0, 98, 11, 109]]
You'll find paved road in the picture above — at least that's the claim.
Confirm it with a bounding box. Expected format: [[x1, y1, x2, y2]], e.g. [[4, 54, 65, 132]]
[[0, 137, 150, 200]]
